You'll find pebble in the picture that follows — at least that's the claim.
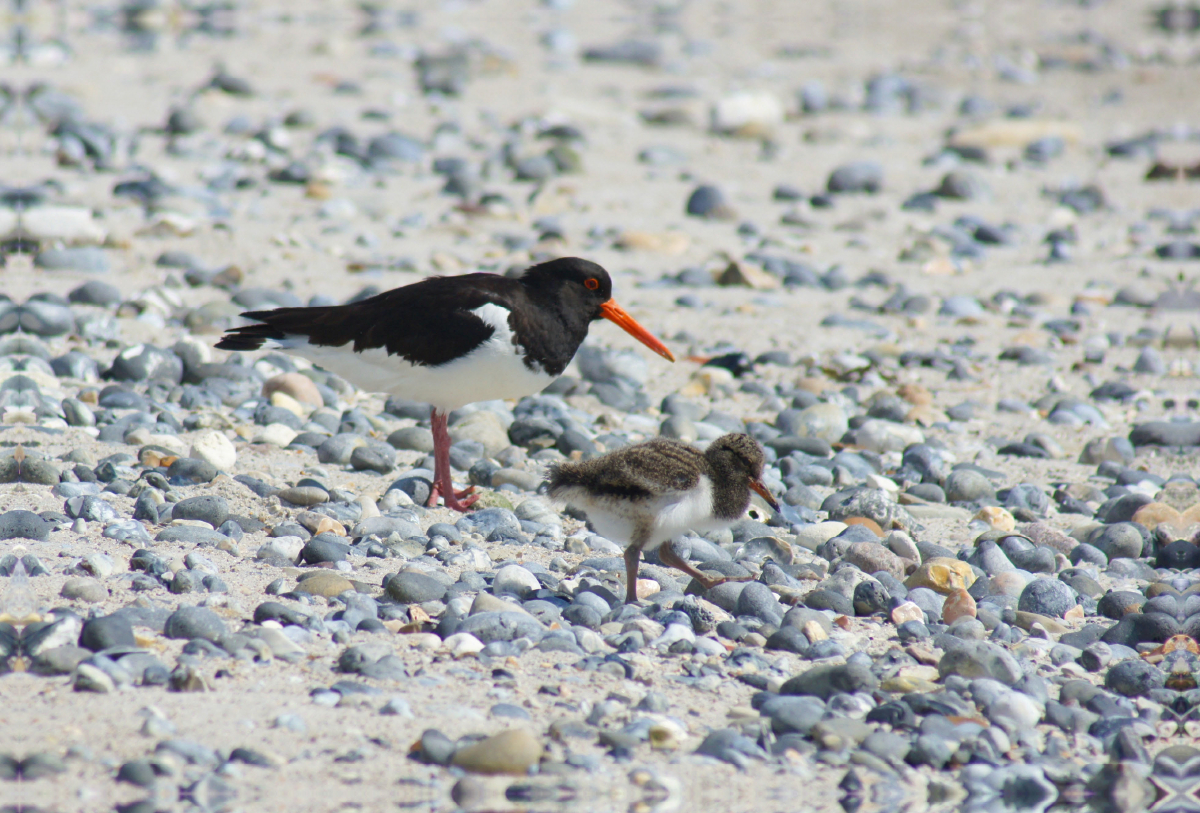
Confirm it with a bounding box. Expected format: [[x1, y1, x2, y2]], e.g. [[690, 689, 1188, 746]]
[[79, 615, 135, 651], [492, 565, 541, 598], [826, 161, 883, 194], [686, 185, 734, 219], [844, 541, 910, 580], [189, 432, 237, 471], [163, 607, 227, 643], [35, 247, 110, 273], [256, 423, 299, 447], [904, 558, 976, 594], [784, 403, 848, 443], [60, 578, 107, 603], [1104, 659, 1165, 697], [0, 510, 50, 540], [942, 589, 977, 623], [1017, 577, 1078, 618], [385, 572, 448, 604], [295, 572, 354, 598], [389, 426, 435, 453], [780, 661, 878, 699], [938, 640, 1023, 684], [449, 412, 510, 457], [170, 495, 229, 528], [450, 729, 543, 775], [944, 469, 995, 503], [278, 486, 329, 506], [300, 535, 351, 564]]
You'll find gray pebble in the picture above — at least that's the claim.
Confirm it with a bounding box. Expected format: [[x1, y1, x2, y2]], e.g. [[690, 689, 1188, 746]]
[[163, 606, 228, 643], [826, 161, 883, 194], [385, 571, 447, 603], [170, 495, 229, 528], [686, 185, 733, 219], [0, 510, 50, 540], [34, 247, 110, 273]]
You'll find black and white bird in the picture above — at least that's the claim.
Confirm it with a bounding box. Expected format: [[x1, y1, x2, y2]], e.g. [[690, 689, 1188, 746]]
[[216, 257, 674, 511], [547, 433, 779, 603]]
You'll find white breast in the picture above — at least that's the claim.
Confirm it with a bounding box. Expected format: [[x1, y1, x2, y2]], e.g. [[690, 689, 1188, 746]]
[[272, 303, 556, 410], [555, 475, 725, 551]]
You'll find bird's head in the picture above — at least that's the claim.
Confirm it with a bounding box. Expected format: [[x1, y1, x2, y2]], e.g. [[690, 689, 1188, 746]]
[[521, 257, 674, 361], [707, 433, 779, 511]]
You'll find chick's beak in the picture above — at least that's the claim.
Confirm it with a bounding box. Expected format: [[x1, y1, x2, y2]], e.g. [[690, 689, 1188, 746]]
[[599, 300, 675, 362], [750, 478, 780, 513]]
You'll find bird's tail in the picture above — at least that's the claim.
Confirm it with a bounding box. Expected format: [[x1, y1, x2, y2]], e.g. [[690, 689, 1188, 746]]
[[215, 306, 349, 352], [214, 321, 286, 351], [544, 462, 572, 496]]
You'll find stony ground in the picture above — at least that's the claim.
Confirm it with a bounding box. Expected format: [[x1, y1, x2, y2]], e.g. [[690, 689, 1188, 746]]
[[1, 1, 1200, 812]]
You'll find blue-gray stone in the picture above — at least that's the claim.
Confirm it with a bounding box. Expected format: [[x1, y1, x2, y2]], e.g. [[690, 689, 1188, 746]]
[[458, 611, 545, 643], [35, 247, 110, 273], [155, 526, 229, 546], [0, 510, 49, 540], [170, 495, 229, 528], [163, 606, 227, 643], [384, 571, 446, 603]]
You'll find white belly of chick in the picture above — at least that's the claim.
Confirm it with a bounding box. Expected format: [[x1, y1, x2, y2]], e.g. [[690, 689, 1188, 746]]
[[559, 476, 721, 550]]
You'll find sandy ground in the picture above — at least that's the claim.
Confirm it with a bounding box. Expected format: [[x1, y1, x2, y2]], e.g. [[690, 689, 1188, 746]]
[[2, 0, 1199, 811]]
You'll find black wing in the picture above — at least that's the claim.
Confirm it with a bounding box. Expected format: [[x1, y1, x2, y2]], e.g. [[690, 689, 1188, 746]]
[[215, 274, 519, 367]]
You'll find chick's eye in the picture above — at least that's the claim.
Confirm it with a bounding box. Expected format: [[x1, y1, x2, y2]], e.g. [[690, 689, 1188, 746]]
[[584, 278, 599, 290]]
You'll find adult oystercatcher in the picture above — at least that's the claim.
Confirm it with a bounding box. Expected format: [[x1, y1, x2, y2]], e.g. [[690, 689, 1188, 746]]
[[546, 433, 779, 603], [216, 257, 674, 511]]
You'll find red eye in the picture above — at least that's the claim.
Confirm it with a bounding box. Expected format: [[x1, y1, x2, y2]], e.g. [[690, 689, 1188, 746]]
[[585, 278, 599, 290]]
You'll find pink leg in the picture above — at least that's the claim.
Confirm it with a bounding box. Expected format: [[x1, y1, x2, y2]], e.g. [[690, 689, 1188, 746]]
[[624, 545, 641, 604], [658, 540, 746, 591], [428, 410, 478, 512]]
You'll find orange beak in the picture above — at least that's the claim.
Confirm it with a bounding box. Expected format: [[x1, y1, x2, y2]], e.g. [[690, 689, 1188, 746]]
[[599, 300, 675, 362], [750, 478, 780, 512]]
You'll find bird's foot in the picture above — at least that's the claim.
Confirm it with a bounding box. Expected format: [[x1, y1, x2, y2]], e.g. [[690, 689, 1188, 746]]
[[441, 491, 480, 512], [695, 574, 734, 591], [427, 483, 480, 512]]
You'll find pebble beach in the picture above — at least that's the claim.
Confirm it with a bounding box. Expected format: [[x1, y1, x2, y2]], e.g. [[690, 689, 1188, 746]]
[[1, 1, 1199, 812]]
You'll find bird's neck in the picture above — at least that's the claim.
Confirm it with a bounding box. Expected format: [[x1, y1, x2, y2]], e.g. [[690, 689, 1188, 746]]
[[518, 282, 595, 374]]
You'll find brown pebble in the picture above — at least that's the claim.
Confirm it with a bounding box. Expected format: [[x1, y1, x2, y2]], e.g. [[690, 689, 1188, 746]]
[[1131, 501, 1182, 533], [843, 516, 882, 537], [942, 589, 977, 624], [314, 516, 345, 537], [802, 619, 828, 642], [897, 383, 932, 406], [263, 372, 324, 407]]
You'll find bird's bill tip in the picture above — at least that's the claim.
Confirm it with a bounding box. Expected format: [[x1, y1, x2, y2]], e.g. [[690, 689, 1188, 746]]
[[750, 478, 780, 512], [599, 299, 675, 362]]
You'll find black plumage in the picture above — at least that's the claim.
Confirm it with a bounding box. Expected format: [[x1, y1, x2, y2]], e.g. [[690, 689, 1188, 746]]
[[215, 257, 615, 375]]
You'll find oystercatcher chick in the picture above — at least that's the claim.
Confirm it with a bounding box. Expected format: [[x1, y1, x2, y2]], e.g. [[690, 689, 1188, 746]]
[[216, 257, 674, 511], [547, 433, 779, 603]]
